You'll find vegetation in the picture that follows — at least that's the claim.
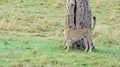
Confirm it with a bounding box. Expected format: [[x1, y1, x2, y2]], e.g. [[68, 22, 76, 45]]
[[0, 0, 120, 67]]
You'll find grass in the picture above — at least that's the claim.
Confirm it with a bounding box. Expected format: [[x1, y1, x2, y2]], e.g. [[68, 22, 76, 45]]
[[0, 0, 120, 67], [0, 38, 120, 67]]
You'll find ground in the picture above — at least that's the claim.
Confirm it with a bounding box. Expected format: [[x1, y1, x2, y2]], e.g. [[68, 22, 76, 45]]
[[0, 0, 120, 67]]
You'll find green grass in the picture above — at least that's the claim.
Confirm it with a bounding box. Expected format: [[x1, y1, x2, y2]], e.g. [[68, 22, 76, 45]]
[[0, 0, 120, 67], [0, 38, 120, 67]]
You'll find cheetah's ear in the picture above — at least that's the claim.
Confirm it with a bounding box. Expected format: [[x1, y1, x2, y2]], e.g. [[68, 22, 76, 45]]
[[69, 26, 72, 28]]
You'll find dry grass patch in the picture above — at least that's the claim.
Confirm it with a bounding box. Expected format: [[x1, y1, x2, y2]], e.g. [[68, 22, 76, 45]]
[[93, 25, 110, 38], [111, 30, 120, 45], [53, 1, 64, 8]]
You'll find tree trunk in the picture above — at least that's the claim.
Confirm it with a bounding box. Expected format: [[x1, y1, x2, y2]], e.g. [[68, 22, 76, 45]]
[[65, 0, 94, 49]]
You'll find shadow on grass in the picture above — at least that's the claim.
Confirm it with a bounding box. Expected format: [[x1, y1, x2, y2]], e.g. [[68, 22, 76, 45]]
[[58, 44, 119, 56]]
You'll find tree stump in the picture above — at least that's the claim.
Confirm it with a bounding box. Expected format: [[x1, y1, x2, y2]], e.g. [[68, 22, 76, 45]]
[[65, 0, 94, 49]]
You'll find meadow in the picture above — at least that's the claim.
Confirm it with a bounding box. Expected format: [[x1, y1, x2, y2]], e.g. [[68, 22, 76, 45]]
[[0, 0, 120, 67]]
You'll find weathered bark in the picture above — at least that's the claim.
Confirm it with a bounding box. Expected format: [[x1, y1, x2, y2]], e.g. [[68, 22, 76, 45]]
[[65, 0, 94, 49], [65, 0, 76, 29]]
